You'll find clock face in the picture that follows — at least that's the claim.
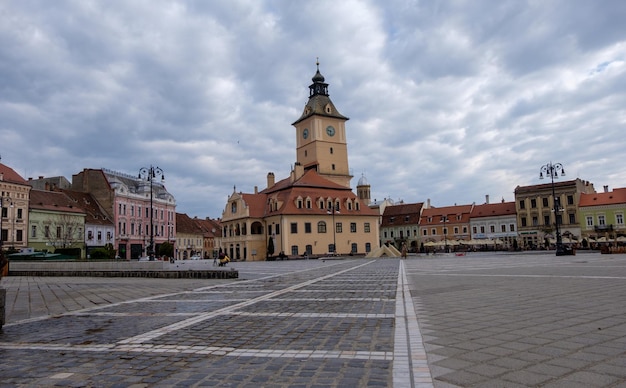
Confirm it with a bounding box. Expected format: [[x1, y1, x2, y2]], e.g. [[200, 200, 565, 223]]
[[303, 128, 309, 139], [326, 125, 335, 136]]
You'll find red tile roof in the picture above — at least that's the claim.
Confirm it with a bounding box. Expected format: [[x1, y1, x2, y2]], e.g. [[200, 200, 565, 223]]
[[579, 188, 626, 207], [193, 217, 222, 238], [471, 202, 517, 218], [61, 189, 113, 225], [420, 204, 474, 225], [0, 163, 28, 185], [381, 203, 424, 227], [29, 190, 86, 214], [243, 169, 378, 217], [176, 213, 204, 234]]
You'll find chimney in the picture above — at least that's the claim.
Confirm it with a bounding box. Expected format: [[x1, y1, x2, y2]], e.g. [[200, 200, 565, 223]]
[[254, 186, 258, 194], [426, 198, 431, 209], [267, 172, 275, 188], [485, 194, 490, 204], [604, 185, 609, 193], [294, 162, 304, 181]]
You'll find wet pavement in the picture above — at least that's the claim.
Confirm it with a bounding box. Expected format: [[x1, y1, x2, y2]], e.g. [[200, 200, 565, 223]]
[[1, 252, 626, 387]]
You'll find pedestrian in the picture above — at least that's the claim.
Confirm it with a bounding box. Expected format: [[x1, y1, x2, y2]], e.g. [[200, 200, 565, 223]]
[[401, 243, 408, 259]]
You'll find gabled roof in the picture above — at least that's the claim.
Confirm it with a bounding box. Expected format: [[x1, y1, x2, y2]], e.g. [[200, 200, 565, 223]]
[[0, 163, 28, 186], [61, 189, 113, 225], [240, 193, 268, 218], [420, 204, 474, 225], [471, 202, 517, 218], [381, 202, 424, 227], [262, 169, 350, 195], [579, 188, 626, 207], [176, 213, 205, 235], [234, 169, 377, 218], [268, 169, 377, 217], [29, 190, 85, 214], [193, 217, 222, 238]]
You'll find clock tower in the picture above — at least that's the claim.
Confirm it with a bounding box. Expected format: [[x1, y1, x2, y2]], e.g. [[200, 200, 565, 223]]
[[292, 62, 352, 188]]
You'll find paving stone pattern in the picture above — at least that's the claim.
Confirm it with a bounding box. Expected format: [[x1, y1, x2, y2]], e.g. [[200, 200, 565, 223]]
[[0, 259, 424, 387], [405, 252, 626, 387], [2, 253, 625, 387]]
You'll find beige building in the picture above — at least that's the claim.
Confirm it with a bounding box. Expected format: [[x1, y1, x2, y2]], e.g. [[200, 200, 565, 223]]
[[0, 163, 31, 252], [515, 178, 595, 248], [220, 64, 380, 261]]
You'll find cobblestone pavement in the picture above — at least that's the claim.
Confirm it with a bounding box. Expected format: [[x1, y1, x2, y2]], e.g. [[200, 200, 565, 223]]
[[404, 251, 626, 387], [0, 259, 427, 387], [1, 253, 625, 387]]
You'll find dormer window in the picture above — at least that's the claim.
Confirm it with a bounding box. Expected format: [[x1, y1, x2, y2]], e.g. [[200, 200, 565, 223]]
[[325, 104, 332, 114]]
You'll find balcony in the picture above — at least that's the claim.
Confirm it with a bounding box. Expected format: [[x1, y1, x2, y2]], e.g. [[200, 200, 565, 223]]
[[595, 224, 614, 232]]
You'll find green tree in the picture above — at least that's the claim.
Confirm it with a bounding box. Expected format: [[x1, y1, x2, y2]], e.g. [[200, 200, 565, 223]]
[[159, 241, 174, 258]]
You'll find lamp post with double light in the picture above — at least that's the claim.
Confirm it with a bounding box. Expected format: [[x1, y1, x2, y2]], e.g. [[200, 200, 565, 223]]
[[327, 200, 339, 255], [540, 162, 566, 256], [138, 166, 164, 261], [1, 195, 12, 266], [440, 215, 449, 253]]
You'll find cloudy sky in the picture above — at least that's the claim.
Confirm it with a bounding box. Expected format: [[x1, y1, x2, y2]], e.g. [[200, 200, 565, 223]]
[[1, 1, 625, 218]]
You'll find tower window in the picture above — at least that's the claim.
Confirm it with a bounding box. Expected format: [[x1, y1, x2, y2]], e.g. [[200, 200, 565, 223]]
[[330, 147, 333, 154], [332, 164, 336, 170]]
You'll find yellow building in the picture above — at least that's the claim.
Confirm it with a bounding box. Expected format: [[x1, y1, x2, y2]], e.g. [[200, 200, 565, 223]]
[[220, 63, 380, 261], [0, 163, 31, 253]]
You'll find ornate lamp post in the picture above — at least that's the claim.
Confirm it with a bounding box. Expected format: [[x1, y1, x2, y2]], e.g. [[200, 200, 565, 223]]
[[1, 195, 12, 268], [138, 166, 164, 261], [540, 162, 566, 256], [327, 200, 339, 255], [0, 195, 12, 252], [440, 215, 449, 253]]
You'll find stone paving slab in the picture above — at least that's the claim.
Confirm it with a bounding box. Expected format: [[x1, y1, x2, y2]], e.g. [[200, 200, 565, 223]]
[[3, 252, 625, 387], [0, 259, 424, 387], [405, 252, 626, 387]]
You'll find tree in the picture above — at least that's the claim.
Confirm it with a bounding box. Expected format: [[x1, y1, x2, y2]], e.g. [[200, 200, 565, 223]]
[[267, 236, 275, 257], [159, 241, 174, 258], [45, 213, 84, 249]]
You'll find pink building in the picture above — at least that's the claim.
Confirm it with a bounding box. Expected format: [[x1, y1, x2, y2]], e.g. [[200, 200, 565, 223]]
[[71, 168, 176, 260]]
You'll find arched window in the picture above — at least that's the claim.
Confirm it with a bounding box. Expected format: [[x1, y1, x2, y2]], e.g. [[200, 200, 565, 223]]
[[251, 221, 264, 235], [317, 221, 327, 233]]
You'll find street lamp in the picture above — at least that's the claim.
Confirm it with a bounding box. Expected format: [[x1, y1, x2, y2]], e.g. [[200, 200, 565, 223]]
[[0, 195, 12, 252], [327, 200, 339, 255], [138, 166, 164, 261], [440, 216, 449, 253], [540, 162, 566, 256]]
